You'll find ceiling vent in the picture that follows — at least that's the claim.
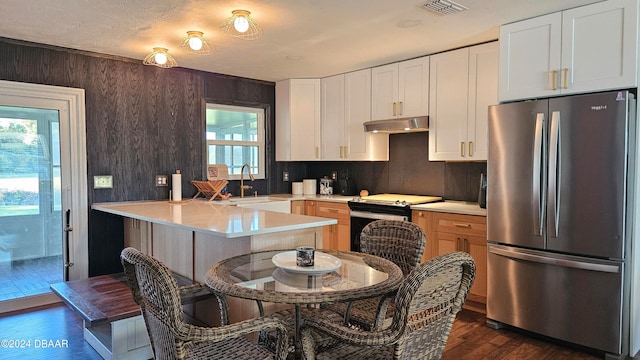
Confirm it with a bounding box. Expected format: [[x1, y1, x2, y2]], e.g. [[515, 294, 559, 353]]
[[422, 0, 468, 15]]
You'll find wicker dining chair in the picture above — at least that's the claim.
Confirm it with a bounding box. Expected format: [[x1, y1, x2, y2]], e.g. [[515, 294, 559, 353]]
[[120, 247, 289, 360], [324, 219, 426, 330], [301, 251, 475, 360]]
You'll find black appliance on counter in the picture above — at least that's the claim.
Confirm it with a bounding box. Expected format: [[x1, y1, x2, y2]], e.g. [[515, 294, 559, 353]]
[[338, 177, 357, 196], [347, 194, 442, 251]]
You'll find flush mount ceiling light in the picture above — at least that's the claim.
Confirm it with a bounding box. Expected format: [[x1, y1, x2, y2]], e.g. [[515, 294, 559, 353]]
[[179, 31, 213, 54], [221, 10, 263, 40], [143, 47, 178, 68]]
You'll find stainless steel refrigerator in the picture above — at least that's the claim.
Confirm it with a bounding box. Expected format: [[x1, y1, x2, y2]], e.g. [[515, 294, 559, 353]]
[[487, 90, 636, 357]]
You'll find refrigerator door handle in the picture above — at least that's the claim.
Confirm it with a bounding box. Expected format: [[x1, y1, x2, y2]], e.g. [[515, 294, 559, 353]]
[[548, 111, 561, 238], [533, 113, 545, 235], [489, 245, 621, 274]]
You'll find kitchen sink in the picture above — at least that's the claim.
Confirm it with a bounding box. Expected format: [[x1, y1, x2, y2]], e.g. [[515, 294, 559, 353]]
[[225, 196, 291, 213]]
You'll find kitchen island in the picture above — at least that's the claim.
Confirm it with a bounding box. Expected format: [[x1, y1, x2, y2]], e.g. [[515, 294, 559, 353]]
[[92, 199, 337, 324]]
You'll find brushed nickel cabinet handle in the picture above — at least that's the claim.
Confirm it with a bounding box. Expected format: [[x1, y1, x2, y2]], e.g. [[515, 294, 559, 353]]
[[392, 102, 397, 116], [453, 223, 471, 228], [468, 141, 473, 156], [551, 70, 557, 90], [315, 146, 319, 159], [562, 68, 568, 89], [344, 146, 347, 158], [460, 142, 465, 157], [399, 101, 403, 115]]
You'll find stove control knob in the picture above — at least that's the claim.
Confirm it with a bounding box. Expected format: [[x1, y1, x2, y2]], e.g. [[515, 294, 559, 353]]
[[402, 200, 408, 206], [394, 200, 400, 205]]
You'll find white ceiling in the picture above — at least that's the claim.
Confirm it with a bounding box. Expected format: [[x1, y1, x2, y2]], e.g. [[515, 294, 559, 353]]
[[0, 0, 601, 82]]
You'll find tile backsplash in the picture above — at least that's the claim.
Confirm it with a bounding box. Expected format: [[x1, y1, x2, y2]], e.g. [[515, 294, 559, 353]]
[[299, 132, 486, 202]]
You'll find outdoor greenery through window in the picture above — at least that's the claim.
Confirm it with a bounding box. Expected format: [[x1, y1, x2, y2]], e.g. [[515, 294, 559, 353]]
[[205, 104, 265, 180], [0, 106, 60, 217]]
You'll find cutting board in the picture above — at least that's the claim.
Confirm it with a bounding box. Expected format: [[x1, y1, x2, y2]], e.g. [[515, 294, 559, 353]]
[[361, 193, 442, 204]]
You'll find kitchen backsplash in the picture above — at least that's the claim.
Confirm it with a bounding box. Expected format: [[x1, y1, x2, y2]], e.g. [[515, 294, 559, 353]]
[[279, 132, 486, 202]]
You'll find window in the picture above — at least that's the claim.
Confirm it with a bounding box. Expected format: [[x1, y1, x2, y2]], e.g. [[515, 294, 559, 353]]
[[205, 103, 265, 180]]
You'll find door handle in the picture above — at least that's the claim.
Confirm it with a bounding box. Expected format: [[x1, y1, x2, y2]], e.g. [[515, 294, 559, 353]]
[[453, 223, 471, 228], [398, 101, 403, 115], [548, 111, 561, 238], [468, 141, 473, 157], [533, 113, 545, 236], [551, 70, 557, 90], [460, 142, 465, 157], [562, 68, 568, 89], [392, 102, 397, 116]]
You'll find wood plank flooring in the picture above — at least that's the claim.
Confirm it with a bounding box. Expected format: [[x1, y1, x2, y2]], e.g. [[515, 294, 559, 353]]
[[0, 303, 636, 359]]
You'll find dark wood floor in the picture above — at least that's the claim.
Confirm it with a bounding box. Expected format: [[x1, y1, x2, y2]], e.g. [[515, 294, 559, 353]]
[[0, 303, 635, 359]]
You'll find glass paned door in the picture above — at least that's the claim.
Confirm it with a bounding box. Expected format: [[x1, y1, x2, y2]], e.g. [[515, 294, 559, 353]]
[[0, 106, 63, 301]]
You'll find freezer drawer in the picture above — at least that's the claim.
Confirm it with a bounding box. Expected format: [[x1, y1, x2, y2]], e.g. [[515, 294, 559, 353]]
[[487, 244, 623, 354]]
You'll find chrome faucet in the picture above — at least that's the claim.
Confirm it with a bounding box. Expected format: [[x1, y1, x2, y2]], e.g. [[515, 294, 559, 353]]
[[240, 163, 255, 198]]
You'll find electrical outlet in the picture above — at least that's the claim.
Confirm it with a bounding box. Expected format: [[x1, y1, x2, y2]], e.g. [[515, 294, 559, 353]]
[[94, 175, 113, 189], [331, 171, 337, 180], [283, 171, 290, 182], [156, 175, 168, 187]]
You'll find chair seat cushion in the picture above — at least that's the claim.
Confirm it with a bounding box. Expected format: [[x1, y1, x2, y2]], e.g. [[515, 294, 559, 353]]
[[184, 336, 277, 360]]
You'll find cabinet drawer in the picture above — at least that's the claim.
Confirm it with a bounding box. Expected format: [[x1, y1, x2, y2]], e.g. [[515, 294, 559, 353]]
[[435, 213, 486, 237], [315, 202, 350, 223]]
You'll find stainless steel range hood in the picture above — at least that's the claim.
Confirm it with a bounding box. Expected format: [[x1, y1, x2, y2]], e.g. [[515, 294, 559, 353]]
[[363, 116, 429, 133]]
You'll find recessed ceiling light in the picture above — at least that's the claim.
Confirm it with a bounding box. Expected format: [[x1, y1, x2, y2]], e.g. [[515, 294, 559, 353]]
[[397, 19, 422, 28]]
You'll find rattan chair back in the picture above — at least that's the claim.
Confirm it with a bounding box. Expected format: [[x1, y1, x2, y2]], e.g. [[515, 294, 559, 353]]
[[121, 247, 188, 359], [360, 220, 426, 277], [389, 251, 475, 359]]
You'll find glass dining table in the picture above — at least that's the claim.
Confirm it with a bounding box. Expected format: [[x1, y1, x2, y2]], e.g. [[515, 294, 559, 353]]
[[204, 249, 403, 356]]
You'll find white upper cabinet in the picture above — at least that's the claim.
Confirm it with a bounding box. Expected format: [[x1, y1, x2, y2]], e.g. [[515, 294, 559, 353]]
[[321, 70, 389, 161], [344, 69, 388, 161], [500, 0, 638, 102], [276, 79, 321, 161], [429, 42, 498, 161], [371, 56, 429, 120], [321, 74, 345, 161]]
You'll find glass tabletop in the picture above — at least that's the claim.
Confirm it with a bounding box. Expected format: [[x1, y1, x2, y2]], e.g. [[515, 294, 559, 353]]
[[205, 249, 403, 305]]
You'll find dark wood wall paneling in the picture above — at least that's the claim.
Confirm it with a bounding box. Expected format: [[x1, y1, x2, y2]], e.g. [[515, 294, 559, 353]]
[[0, 39, 276, 275]]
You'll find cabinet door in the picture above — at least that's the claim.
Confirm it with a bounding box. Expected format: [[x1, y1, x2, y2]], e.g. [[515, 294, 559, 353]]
[[561, 0, 638, 94], [371, 63, 399, 120], [276, 79, 321, 161], [304, 200, 316, 216], [398, 56, 430, 118], [411, 210, 436, 263], [321, 74, 345, 160], [465, 235, 487, 299], [499, 13, 562, 101], [290, 200, 305, 215], [344, 69, 389, 161], [437, 231, 458, 256], [429, 47, 469, 161], [467, 42, 499, 161]]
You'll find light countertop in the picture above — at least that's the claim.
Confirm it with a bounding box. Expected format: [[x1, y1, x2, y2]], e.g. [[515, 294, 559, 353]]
[[411, 201, 486, 216], [92, 200, 337, 238]]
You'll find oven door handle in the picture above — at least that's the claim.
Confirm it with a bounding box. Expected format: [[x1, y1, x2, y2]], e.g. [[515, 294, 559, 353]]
[[350, 210, 408, 221]]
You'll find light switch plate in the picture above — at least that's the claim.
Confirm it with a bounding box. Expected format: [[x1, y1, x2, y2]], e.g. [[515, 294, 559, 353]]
[[94, 175, 113, 189]]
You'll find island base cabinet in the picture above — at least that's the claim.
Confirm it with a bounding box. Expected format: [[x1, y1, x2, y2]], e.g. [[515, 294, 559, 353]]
[[123, 217, 323, 326]]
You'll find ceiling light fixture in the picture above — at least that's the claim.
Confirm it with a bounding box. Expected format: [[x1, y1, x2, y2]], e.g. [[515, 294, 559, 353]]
[[143, 47, 178, 68], [221, 10, 263, 40], [180, 31, 213, 54]]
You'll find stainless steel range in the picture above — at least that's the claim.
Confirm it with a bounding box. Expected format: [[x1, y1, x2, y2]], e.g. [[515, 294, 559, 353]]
[[347, 194, 442, 251]]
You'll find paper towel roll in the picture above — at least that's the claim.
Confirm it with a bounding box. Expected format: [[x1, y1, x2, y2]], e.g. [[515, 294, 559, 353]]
[[172, 170, 182, 201], [303, 179, 316, 195], [292, 182, 303, 195]]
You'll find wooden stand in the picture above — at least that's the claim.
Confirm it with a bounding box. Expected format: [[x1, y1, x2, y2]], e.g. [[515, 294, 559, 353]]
[[191, 180, 232, 201]]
